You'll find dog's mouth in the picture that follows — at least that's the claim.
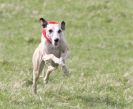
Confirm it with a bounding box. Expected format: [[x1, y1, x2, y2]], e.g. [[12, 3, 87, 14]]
[[55, 41, 58, 45], [54, 42, 59, 46]]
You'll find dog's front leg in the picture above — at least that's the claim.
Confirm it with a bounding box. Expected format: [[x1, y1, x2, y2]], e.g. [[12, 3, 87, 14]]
[[32, 47, 44, 94], [43, 54, 65, 66], [60, 57, 69, 76], [61, 64, 69, 76], [60, 50, 69, 76]]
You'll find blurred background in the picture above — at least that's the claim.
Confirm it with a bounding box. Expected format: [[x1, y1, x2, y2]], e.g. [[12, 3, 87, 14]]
[[0, 0, 133, 109]]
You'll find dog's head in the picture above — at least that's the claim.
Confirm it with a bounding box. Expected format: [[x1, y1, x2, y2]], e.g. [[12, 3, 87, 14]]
[[39, 18, 65, 47]]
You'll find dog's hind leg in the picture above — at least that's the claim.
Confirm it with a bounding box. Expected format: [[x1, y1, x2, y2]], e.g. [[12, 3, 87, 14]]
[[43, 65, 55, 84]]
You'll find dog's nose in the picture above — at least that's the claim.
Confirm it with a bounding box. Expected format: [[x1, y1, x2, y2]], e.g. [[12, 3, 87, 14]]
[[54, 38, 59, 42]]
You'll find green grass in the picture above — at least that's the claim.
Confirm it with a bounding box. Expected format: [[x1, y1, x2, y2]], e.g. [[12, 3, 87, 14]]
[[0, 0, 133, 108]]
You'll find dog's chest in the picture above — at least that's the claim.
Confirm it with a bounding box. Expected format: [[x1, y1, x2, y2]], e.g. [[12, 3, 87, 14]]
[[46, 45, 62, 58]]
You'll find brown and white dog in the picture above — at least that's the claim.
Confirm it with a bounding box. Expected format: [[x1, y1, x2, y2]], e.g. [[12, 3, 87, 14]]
[[32, 18, 69, 94]]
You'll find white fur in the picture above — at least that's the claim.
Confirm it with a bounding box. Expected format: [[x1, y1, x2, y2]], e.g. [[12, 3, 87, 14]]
[[32, 22, 69, 94]]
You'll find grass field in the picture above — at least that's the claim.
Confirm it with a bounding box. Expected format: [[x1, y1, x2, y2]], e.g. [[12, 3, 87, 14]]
[[0, 0, 133, 109]]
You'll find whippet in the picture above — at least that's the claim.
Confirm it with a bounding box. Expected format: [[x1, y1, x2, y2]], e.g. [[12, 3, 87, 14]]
[[32, 18, 69, 94]]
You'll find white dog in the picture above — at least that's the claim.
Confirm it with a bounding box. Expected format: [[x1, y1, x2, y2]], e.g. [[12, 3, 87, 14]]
[[32, 18, 69, 94]]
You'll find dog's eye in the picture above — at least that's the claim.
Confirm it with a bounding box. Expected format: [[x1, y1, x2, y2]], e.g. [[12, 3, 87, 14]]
[[49, 29, 53, 33], [58, 29, 62, 33]]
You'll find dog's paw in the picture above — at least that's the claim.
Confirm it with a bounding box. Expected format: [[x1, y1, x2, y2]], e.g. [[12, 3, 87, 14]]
[[44, 80, 48, 84], [43, 78, 48, 84], [57, 58, 65, 66], [62, 66, 69, 76], [42, 56, 49, 61]]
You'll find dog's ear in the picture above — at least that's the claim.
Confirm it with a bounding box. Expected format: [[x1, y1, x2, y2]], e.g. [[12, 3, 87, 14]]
[[39, 18, 48, 28], [61, 21, 65, 30]]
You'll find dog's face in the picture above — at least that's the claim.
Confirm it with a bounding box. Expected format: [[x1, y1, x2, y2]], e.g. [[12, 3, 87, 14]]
[[46, 23, 64, 47], [40, 18, 65, 47]]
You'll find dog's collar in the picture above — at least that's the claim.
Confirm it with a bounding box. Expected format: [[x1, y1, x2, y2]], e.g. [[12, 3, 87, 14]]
[[42, 21, 59, 44]]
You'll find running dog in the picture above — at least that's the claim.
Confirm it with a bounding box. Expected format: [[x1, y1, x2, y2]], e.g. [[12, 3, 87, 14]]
[[32, 18, 69, 94]]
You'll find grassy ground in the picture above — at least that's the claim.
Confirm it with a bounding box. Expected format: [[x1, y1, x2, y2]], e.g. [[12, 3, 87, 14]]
[[0, 0, 133, 108]]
